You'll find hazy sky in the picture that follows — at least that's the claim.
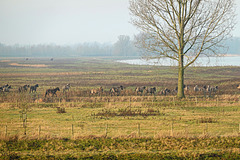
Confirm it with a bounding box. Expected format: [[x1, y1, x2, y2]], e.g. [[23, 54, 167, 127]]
[[0, 0, 240, 45]]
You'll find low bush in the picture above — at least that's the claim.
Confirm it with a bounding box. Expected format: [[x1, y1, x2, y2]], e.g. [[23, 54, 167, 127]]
[[56, 107, 66, 113]]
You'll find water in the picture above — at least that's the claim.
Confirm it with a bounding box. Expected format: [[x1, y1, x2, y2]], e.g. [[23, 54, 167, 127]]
[[118, 56, 240, 67]]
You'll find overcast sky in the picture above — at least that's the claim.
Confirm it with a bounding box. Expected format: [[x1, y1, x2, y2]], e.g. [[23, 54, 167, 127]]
[[0, 0, 240, 45]]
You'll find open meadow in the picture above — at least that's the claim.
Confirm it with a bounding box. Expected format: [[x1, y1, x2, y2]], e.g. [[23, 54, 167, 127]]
[[0, 57, 240, 159]]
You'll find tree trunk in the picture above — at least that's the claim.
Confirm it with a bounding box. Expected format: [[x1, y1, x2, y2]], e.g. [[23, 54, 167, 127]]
[[177, 55, 185, 98]]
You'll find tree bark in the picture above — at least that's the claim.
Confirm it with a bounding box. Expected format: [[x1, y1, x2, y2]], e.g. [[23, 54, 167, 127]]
[[177, 55, 185, 98]]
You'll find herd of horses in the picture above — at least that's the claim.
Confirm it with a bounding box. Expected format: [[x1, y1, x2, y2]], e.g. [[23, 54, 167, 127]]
[[1, 83, 239, 97], [0, 83, 70, 97]]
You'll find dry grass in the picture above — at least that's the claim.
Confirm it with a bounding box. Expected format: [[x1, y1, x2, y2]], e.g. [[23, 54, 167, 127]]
[[9, 63, 48, 68], [0, 96, 239, 140]]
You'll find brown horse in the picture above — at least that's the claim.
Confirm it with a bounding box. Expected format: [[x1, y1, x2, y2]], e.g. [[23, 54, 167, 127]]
[[146, 87, 156, 95], [135, 86, 146, 95], [110, 85, 124, 96], [62, 83, 71, 93], [19, 85, 30, 92], [160, 88, 171, 96], [0, 84, 11, 92], [90, 86, 103, 95], [45, 87, 60, 97], [30, 84, 39, 93]]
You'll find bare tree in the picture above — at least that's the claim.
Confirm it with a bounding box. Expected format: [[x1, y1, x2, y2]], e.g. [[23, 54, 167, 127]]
[[113, 35, 131, 56], [129, 0, 236, 98]]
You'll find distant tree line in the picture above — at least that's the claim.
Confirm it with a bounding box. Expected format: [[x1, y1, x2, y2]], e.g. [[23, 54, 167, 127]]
[[224, 37, 240, 55], [0, 35, 140, 57], [0, 36, 239, 57]]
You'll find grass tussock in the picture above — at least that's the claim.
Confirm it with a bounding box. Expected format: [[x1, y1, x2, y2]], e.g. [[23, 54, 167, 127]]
[[199, 117, 217, 123], [56, 107, 66, 113], [95, 108, 164, 118]]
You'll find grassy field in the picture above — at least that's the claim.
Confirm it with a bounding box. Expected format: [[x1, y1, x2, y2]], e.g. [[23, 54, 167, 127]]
[[1, 57, 240, 92], [0, 57, 240, 159]]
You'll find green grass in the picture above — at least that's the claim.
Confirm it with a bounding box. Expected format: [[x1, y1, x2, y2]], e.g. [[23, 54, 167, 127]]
[[1, 137, 240, 159], [0, 98, 239, 139], [0, 57, 240, 159]]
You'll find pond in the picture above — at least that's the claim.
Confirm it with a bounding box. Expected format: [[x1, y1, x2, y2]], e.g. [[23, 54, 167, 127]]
[[117, 56, 240, 67]]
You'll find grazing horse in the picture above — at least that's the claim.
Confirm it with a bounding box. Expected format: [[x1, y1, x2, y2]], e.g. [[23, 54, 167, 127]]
[[205, 85, 218, 92], [204, 85, 218, 97], [45, 87, 60, 97], [161, 88, 171, 96], [110, 85, 124, 96], [184, 85, 189, 91], [135, 86, 146, 94], [203, 85, 208, 91], [206, 85, 211, 92], [193, 85, 199, 92], [0, 84, 7, 92], [91, 86, 103, 95], [0, 84, 9, 90], [172, 87, 178, 94], [18, 85, 30, 92], [210, 86, 218, 92], [30, 84, 39, 93], [4, 85, 11, 92], [62, 83, 71, 93], [146, 87, 156, 95], [0, 84, 11, 92]]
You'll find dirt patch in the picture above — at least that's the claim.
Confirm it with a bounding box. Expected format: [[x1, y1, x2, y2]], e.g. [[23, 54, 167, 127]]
[[9, 63, 48, 68], [0, 71, 104, 77], [0, 60, 11, 62]]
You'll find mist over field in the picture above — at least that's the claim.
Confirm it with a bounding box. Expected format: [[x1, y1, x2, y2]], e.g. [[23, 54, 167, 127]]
[[0, 35, 141, 57], [0, 37, 240, 58]]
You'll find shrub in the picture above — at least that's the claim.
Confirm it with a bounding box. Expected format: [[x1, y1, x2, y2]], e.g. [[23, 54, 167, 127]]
[[56, 107, 66, 113]]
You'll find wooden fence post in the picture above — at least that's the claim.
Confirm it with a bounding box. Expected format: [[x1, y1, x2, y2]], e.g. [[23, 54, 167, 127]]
[[5, 125, 7, 138], [204, 123, 208, 135], [23, 113, 27, 135], [72, 124, 74, 137], [24, 125, 27, 135], [184, 125, 188, 137], [138, 123, 141, 137], [171, 121, 174, 136], [173, 97, 176, 106], [37, 95, 39, 105], [129, 97, 131, 107], [59, 98, 61, 107], [38, 125, 41, 139], [105, 124, 108, 137]]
